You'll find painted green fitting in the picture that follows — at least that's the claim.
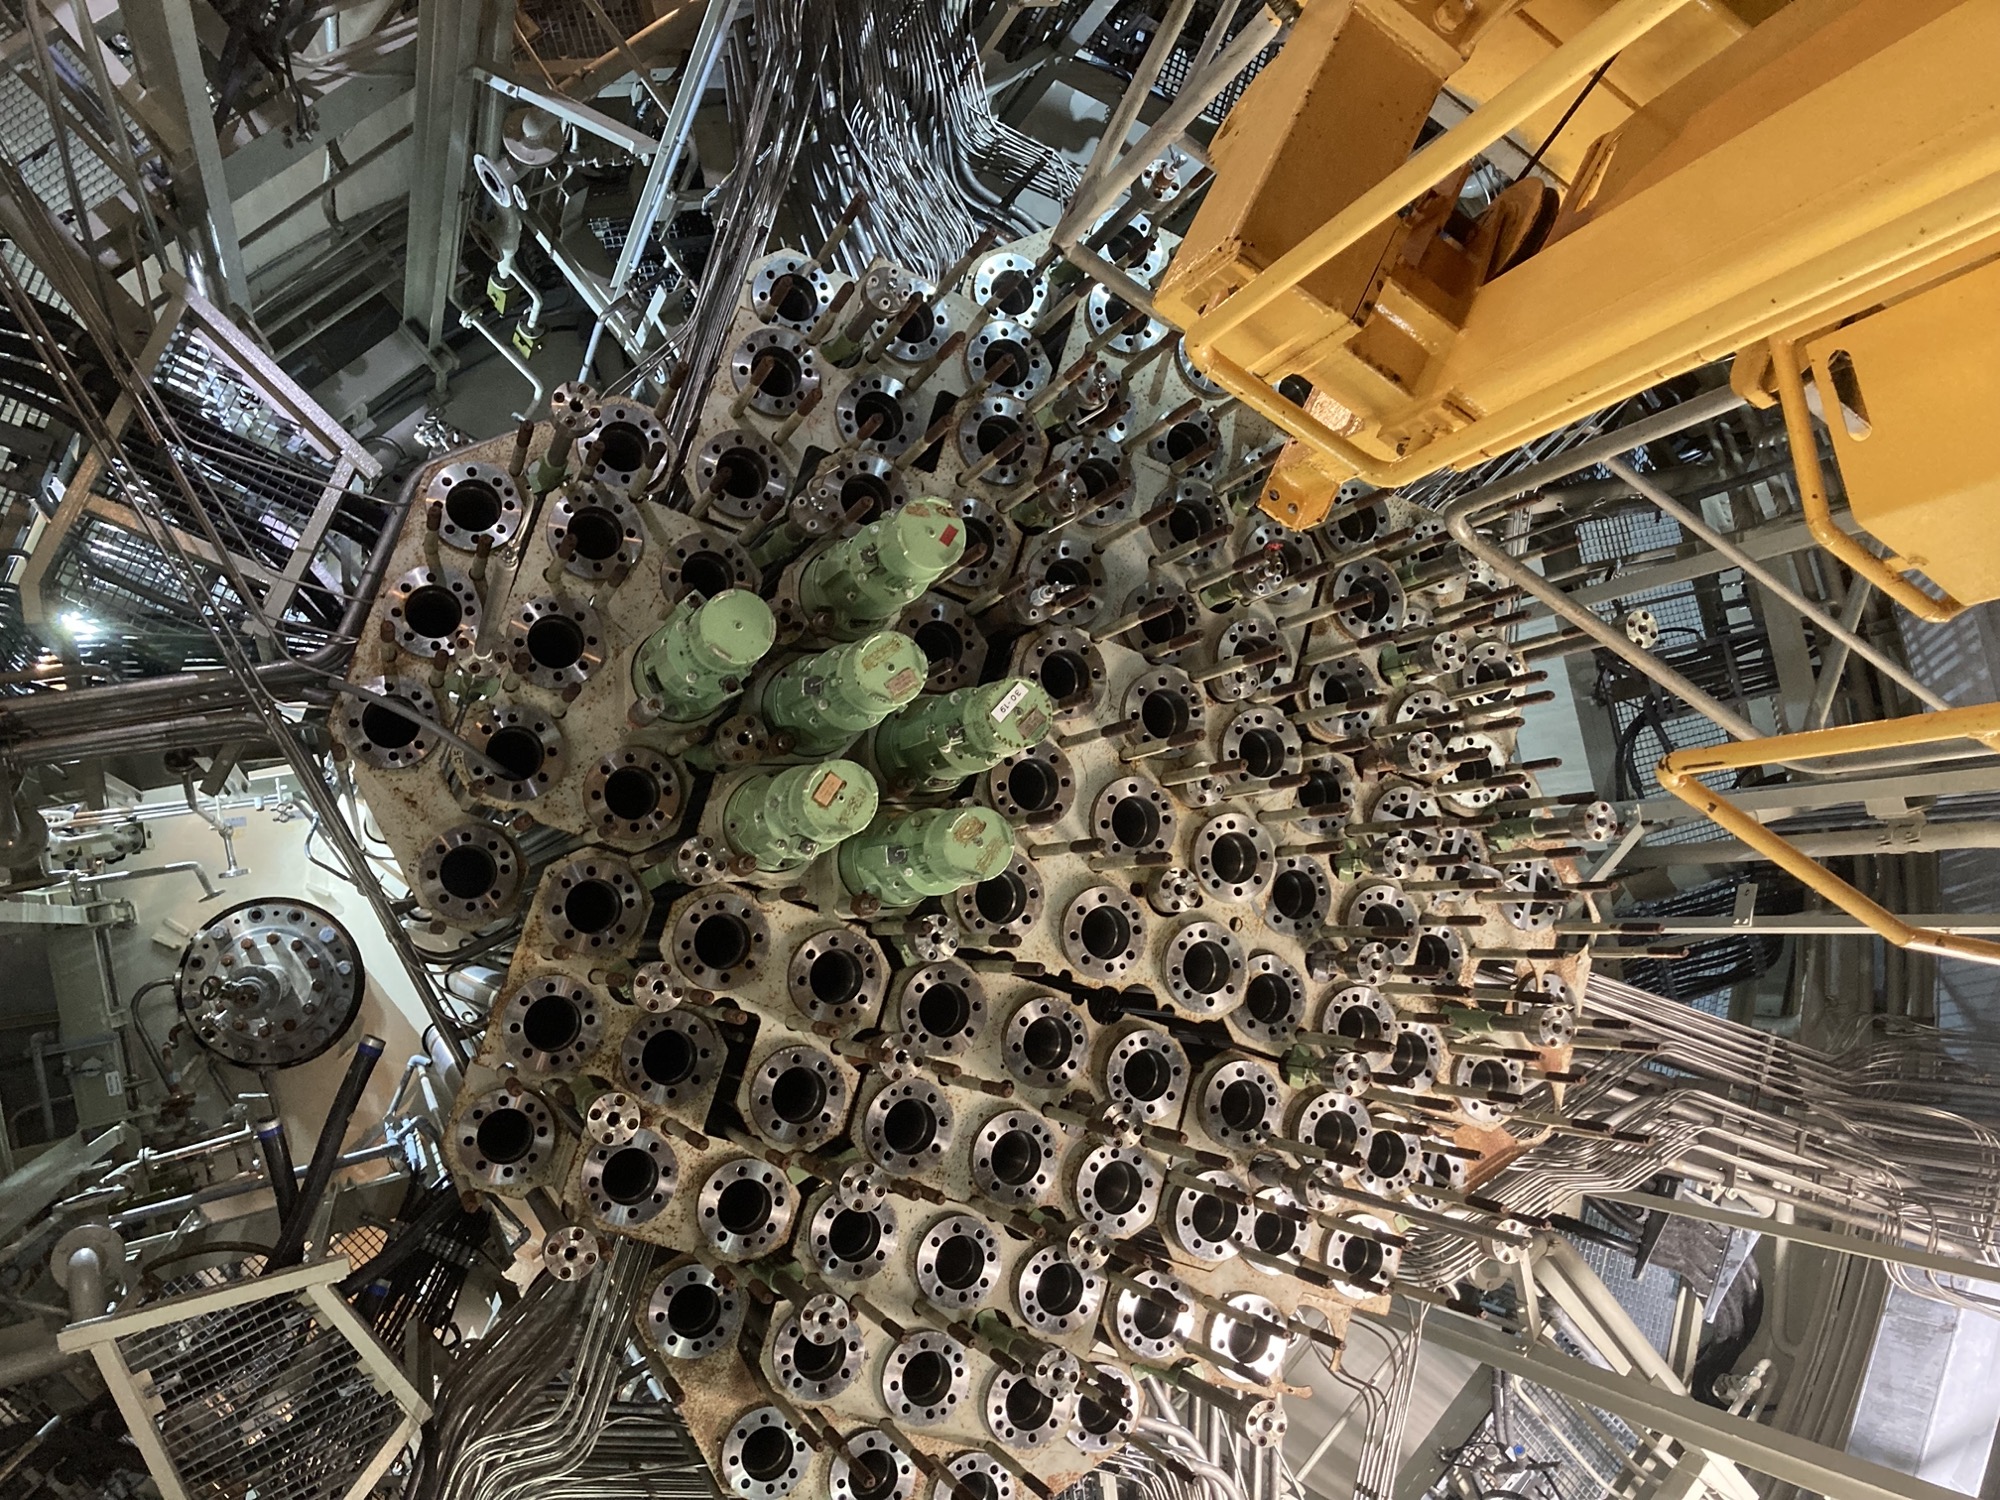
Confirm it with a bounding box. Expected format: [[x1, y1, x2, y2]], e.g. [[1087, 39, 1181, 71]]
[[838, 805, 1013, 908], [632, 589, 776, 724], [799, 496, 965, 632], [762, 631, 927, 755], [873, 677, 1054, 789], [723, 760, 879, 871]]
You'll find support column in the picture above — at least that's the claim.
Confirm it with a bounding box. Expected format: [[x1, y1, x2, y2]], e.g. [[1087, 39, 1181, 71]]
[[121, 0, 250, 314], [403, 0, 491, 347]]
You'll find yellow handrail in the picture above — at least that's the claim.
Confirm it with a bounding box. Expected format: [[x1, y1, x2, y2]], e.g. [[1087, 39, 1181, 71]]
[[1767, 336, 1965, 624], [1656, 706, 2000, 967]]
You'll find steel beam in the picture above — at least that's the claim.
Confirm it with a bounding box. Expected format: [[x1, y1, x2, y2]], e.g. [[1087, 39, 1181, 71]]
[[403, 0, 490, 347], [1424, 1311, 1970, 1500], [121, 0, 250, 311]]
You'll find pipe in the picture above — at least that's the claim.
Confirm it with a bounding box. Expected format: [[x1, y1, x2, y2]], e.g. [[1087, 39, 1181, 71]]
[[267, 1033, 385, 1268], [1769, 337, 1963, 623], [458, 306, 546, 422], [63, 1245, 107, 1320], [1072, 0, 1200, 208], [255, 1118, 298, 1222], [1806, 580, 1874, 730], [63, 860, 219, 901], [1601, 457, 1948, 712], [0, 1338, 72, 1388]]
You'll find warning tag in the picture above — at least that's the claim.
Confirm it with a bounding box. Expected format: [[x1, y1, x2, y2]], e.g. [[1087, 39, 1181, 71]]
[[990, 681, 1031, 721], [940, 525, 959, 548]]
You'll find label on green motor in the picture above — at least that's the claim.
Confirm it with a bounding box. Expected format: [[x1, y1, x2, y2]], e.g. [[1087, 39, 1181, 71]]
[[991, 681, 1031, 721]]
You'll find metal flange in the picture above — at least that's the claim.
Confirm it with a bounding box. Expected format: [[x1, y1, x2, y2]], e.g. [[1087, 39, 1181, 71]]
[[1196, 1057, 1281, 1148], [583, 746, 684, 846], [1090, 775, 1177, 859], [340, 677, 440, 770], [543, 854, 647, 953], [1235, 952, 1307, 1048], [645, 1260, 744, 1359], [427, 461, 523, 552], [969, 1109, 1061, 1207], [459, 703, 565, 804], [745, 1044, 850, 1150], [1070, 1143, 1161, 1238], [1014, 1243, 1105, 1336], [862, 1077, 954, 1175], [720, 1406, 808, 1499], [698, 1157, 798, 1260], [499, 974, 604, 1074], [386, 564, 479, 657], [1110, 1266, 1192, 1361], [786, 924, 886, 1027], [1100, 1024, 1187, 1124], [695, 430, 791, 522], [984, 1367, 1074, 1451], [1163, 919, 1247, 1016], [671, 889, 770, 986], [1193, 813, 1275, 902], [505, 595, 605, 692], [1061, 885, 1147, 979], [580, 1127, 679, 1228], [880, 1330, 970, 1427], [953, 850, 1046, 944], [1170, 1169, 1244, 1263], [807, 1190, 900, 1282], [1000, 994, 1087, 1090], [546, 489, 644, 581], [771, 1311, 864, 1401], [453, 1084, 556, 1189], [891, 960, 985, 1058], [913, 1211, 1000, 1310]]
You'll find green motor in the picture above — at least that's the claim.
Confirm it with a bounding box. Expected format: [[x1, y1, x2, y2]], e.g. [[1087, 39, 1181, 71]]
[[632, 589, 776, 724], [724, 760, 879, 871], [762, 631, 927, 755], [799, 496, 965, 633], [838, 805, 1013, 907], [873, 677, 1055, 789]]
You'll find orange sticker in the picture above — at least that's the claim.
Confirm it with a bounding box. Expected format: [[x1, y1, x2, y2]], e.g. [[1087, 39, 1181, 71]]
[[811, 773, 846, 808], [940, 525, 959, 547]]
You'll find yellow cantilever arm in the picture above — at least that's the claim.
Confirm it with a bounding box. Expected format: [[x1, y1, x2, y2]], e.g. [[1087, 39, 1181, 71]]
[[1767, 336, 1965, 625], [1655, 705, 2000, 967]]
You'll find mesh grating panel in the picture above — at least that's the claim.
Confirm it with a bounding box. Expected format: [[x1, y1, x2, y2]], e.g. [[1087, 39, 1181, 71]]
[[115, 1291, 404, 1500]]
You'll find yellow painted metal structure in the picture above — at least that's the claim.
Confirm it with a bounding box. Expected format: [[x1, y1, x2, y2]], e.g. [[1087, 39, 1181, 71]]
[[1157, 0, 2000, 538], [1656, 710, 2000, 968]]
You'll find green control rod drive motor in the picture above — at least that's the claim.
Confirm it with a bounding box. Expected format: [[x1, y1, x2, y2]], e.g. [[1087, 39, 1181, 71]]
[[724, 760, 879, 871], [761, 631, 927, 755], [632, 589, 776, 724], [873, 677, 1055, 789], [799, 496, 965, 635], [838, 805, 1013, 907]]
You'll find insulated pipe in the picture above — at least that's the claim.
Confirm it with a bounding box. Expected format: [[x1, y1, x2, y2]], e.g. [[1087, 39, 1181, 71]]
[[255, 1118, 298, 1222], [268, 1033, 386, 1268]]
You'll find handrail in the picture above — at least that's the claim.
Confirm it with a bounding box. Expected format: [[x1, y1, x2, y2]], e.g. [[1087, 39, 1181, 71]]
[[1767, 335, 1965, 624], [1656, 706, 2000, 968]]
